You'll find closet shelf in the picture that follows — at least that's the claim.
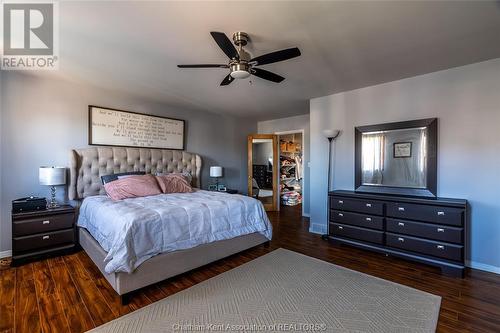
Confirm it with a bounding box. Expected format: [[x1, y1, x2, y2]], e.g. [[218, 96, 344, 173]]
[[281, 177, 297, 181], [279, 132, 303, 207], [281, 164, 296, 171]]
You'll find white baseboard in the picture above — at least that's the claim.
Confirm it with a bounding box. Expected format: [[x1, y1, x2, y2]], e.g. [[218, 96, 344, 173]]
[[306, 226, 500, 275], [466, 260, 500, 275], [309, 223, 327, 235], [2, 238, 497, 275], [0, 250, 12, 259]]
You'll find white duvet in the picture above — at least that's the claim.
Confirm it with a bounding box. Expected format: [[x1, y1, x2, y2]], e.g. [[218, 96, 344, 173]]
[[77, 190, 272, 273]]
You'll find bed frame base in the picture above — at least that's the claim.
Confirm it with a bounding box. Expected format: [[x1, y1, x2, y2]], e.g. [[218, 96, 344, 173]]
[[121, 293, 131, 306], [78, 228, 269, 301], [119, 241, 272, 306]]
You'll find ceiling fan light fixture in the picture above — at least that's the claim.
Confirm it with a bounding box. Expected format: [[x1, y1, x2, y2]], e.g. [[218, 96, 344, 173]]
[[230, 70, 251, 79], [177, 31, 301, 85], [229, 62, 251, 79]]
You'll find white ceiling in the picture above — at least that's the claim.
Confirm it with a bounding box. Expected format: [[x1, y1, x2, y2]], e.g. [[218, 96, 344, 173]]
[[17, 1, 500, 120]]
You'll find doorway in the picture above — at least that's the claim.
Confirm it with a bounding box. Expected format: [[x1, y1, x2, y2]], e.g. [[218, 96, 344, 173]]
[[278, 131, 304, 215]]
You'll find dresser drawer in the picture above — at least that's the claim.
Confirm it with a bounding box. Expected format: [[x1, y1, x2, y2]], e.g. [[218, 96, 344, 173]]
[[386, 233, 463, 262], [331, 197, 384, 216], [13, 229, 74, 253], [13, 213, 74, 237], [386, 218, 462, 244], [330, 223, 384, 244], [330, 210, 384, 230], [386, 202, 463, 226]]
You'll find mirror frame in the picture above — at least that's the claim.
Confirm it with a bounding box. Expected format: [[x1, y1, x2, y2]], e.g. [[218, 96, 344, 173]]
[[354, 118, 438, 198], [248, 134, 279, 211]]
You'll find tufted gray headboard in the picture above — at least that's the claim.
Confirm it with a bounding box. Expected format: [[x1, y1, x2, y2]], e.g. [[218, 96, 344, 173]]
[[69, 147, 202, 200]]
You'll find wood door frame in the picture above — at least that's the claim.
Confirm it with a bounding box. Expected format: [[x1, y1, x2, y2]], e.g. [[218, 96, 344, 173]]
[[248, 134, 279, 211]]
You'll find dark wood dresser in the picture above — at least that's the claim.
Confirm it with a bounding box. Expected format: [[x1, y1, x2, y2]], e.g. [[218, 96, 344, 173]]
[[328, 190, 467, 277], [253, 164, 273, 188], [11, 205, 77, 266]]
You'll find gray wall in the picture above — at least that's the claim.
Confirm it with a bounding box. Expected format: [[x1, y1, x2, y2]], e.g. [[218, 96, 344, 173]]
[[310, 58, 500, 274], [0, 72, 256, 253], [258, 114, 310, 216]]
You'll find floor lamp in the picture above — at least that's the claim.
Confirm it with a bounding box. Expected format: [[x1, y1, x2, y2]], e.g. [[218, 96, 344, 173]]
[[321, 129, 341, 241]]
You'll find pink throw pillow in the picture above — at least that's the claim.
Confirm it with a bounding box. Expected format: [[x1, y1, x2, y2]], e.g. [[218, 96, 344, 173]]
[[155, 174, 193, 194], [104, 174, 162, 200]]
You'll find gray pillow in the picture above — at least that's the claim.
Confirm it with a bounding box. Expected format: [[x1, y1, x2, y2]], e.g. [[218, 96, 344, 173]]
[[155, 171, 193, 186], [101, 171, 146, 185]]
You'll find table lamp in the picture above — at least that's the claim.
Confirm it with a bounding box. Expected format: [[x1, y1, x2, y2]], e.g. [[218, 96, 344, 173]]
[[39, 166, 67, 208], [210, 166, 223, 190]]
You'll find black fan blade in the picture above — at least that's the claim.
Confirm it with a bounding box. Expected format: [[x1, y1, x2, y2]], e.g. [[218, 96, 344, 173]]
[[220, 74, 235, 86], [250, 47, 301, 66], [177, 64, 228, 68], [210, 32, 239, 60], [251, 68, 285, 83]]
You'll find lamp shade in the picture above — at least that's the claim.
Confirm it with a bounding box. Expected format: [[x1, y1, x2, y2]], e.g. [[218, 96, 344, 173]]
[[39, 166, 67, 186], [210, 166, 223, 178], [323, 129, 340, 139]]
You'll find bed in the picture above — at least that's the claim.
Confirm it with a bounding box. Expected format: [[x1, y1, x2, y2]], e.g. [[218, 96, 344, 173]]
[[69, 147, 271, 303]]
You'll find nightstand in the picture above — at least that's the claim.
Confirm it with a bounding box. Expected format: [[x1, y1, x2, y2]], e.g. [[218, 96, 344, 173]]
[[11, 205, 77, 266]]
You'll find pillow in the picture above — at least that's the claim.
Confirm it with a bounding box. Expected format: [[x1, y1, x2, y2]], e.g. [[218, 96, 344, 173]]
[[155, 171, 193, 186], [155, 174, 193, 194], [117, 174, 140, 180], [104, 174, 162, 200], [181, 172, 194, 186], [101, 171, 145, 185]]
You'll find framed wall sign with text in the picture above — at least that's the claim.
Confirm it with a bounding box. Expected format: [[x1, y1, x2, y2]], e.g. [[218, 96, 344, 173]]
[[88, 106, 185, 150]]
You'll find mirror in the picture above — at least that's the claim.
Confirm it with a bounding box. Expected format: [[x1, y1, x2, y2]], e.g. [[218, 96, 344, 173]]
[[355, 118, 437, 198], [361, 127, 427, 188], [248, 135, 278, 211]]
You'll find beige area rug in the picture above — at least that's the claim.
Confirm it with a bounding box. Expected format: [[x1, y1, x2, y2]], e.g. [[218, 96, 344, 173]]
[[88, 248, 441, 333]]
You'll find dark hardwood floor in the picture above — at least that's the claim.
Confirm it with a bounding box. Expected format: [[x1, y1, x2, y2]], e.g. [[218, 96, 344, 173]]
[[1, 205, 499, 332]]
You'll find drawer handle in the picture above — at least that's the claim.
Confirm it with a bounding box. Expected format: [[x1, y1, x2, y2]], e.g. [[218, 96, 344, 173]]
[[42, 220, 50, 225], [437, 228, 445, 233], [437, 245, 445, 250], [398, 207, 405, 211], [338, 213, 344, 217], [437, 211, 445, 216], [366, 217, 372, 221], [338, 200, 344, 204], [338, 226, 343, 230], [366, 203, 372, 207], [398, 237, 405, 242], [42, 235, 50, 240], [398, 222, 405, 227]]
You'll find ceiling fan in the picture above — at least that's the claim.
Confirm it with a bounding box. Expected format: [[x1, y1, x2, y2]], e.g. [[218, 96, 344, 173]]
[[177, 31, 301, 86]]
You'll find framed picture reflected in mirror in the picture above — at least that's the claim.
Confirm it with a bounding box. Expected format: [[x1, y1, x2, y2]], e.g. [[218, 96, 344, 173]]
[[393, 142, 412, 158]]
